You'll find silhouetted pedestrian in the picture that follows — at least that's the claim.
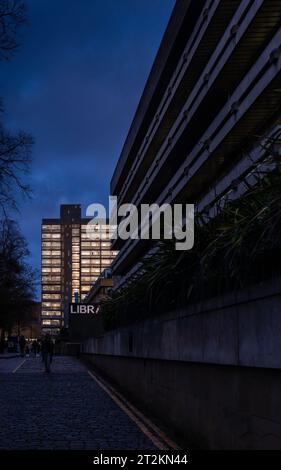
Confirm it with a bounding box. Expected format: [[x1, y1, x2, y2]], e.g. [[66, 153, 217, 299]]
[[41, 334, 54, 373], [25, 343, 30, 357], [19, 335, 26, 357], [32, 340, 38, 357]]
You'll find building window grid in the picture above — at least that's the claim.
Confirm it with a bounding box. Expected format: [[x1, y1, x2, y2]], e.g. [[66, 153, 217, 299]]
[[71, 225, 80, 301], [42, 216, 117, 333]]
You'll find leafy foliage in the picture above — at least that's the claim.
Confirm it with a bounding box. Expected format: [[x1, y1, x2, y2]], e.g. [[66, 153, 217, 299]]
[[101, 137, 281, 330]]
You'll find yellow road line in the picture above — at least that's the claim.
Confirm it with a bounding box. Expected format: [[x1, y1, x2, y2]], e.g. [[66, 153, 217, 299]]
[[88, 369, 181, 451], [12, 359, 26, 373], [109, 382, 182, 450]]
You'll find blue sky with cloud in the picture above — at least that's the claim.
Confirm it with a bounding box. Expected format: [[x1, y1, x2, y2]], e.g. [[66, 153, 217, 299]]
[[0, 0, 175, 297]]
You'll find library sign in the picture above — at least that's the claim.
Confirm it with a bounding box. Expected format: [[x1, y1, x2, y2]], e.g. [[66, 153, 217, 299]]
[[69, 303, 100, 315]]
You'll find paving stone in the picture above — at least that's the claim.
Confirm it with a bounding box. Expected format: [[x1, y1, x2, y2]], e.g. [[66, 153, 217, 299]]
[[0, 356, 156, 450]]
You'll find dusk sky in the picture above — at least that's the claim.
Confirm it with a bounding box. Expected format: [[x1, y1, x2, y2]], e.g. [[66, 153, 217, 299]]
[[0, 0, 175, 296]]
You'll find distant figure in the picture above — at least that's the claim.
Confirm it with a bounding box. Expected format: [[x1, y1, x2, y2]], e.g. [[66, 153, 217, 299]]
[[41, 334, 54, 373], [19, 335, 26, 357], [32, 340, 38, 357], [0, 335, 5, 354], [41, 339, 45, 363], [25, 343, 30, 357]]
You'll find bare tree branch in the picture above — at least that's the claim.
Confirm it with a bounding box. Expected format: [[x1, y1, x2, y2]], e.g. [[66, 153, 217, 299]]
[[0, 123, 33, 214], [0, 0, 26, 60]]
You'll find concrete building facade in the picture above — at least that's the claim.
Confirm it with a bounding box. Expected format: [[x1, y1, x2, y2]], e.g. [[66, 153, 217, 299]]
[[110, 0, 281, 288], [81, 0, 281, 450]]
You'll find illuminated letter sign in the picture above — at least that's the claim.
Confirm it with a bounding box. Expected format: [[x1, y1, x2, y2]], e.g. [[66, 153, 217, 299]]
[[69, 303, 100, 315]]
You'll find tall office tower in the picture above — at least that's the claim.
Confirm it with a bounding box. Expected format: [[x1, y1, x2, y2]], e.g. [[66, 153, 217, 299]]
[[41, 204, 117, 335]]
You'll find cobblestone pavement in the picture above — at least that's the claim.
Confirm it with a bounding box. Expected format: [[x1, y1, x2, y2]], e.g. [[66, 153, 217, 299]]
[[0, 357, 24, 372], [0, 356, 156, 450]]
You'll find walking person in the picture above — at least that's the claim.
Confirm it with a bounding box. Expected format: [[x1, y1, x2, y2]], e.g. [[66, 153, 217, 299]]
[[41, 334, 54, 373], [19, 335, 26, 357], [32, 340, 38, 357], [37, 340, 41, 356]]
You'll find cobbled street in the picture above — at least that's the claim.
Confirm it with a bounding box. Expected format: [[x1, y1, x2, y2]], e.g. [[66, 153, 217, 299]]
[[0, 356, 156, 450]]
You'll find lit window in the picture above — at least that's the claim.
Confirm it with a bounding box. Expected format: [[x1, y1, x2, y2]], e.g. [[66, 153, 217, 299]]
[[42, 242, 61, 249], [41, 311, 62, 317], [42, 302, 61, 309], [42, 319, 61, 326], [81, 251, 90, 256], [81, 268, 90, 273], [42, 276, 61, 282], [42, 293, 61, 300], [42, 285, 61, 292], [101, 259, 111, 266], [81, 285, 93, 292]]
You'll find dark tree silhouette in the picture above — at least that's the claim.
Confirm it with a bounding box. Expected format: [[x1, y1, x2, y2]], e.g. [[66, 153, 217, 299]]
[[0, 219, 37, 349], [0, 123, 33, 214], [0, 1, 36, 350], [0, 0, 26, 60], [0, 0, 32, 215]]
